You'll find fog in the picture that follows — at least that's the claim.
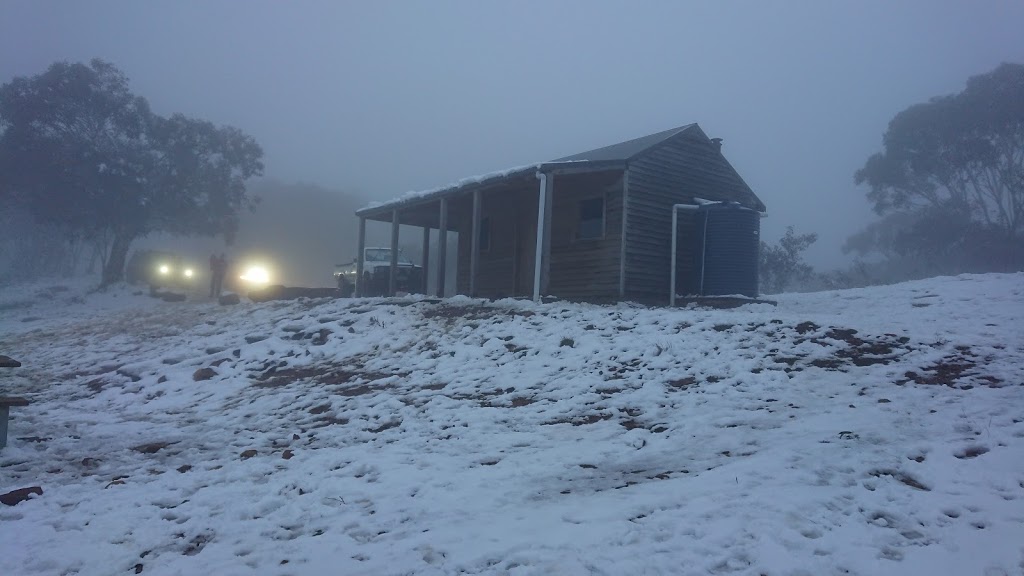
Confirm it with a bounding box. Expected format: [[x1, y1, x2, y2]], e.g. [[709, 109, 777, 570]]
[[3, 0, 1023, 278]]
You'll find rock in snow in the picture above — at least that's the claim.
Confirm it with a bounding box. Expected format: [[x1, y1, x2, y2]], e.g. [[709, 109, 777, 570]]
[[191, 367, 217, 381], [0, 486, 43, 506]]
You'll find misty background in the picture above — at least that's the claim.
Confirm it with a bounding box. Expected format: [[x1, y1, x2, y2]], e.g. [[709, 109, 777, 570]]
[[2, 0, 1023, 287]]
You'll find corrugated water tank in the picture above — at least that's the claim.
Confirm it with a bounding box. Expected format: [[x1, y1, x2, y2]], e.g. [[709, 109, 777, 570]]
[[699, 203, 760, 297]]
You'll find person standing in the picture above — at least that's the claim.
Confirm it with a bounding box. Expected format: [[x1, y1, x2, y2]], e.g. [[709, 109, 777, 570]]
[[218, 253, 230, 294], [209, 254, 221, 297], [209, 253, 228, 297]]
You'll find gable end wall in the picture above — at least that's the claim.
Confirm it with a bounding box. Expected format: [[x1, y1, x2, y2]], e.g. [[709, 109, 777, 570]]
[[624, 131, 761, 303]]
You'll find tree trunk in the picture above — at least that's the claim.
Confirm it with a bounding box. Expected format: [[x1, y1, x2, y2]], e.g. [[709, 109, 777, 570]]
[[86, 244, 100, 274], [101, 232, 135, 287]]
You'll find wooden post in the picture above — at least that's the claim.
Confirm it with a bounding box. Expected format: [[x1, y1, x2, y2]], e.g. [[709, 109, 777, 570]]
[[0, 405, 9, 449], [389, 209, 400, 296], [355, 217, 366, 297], [470, 189, 481, 297], [421, 226, 430, 294], [437, 197, 448, 298]]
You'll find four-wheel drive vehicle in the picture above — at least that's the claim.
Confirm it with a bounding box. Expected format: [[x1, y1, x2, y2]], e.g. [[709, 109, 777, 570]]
[[334, 247, 423, 297], [125, 249, 198, 292]]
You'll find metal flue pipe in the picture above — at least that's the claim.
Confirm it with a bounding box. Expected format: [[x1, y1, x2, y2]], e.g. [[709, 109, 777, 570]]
[[533, 171, 548, 302]]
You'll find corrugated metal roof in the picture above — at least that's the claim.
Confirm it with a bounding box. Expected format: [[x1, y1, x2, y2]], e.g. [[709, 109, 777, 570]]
[[358, 123, 701, 216], [552, 124, 697, 163]]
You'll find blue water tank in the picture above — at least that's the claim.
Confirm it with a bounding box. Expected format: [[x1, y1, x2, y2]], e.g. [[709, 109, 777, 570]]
[[698, 203, 760, 297]]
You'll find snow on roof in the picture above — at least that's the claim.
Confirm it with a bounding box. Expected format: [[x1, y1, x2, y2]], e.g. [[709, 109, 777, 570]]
[[359, 125, 700, 214], [359, 163, 544, 213]]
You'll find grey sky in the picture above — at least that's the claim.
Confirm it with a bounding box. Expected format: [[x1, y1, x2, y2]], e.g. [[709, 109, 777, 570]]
[[3, 0, 1022, 268]]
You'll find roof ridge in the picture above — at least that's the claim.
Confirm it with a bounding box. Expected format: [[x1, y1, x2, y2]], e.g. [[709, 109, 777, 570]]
[[550, 123, 697, 163]]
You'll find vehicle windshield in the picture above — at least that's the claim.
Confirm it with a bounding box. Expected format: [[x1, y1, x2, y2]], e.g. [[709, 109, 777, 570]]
[[365, 248, 412, 264]]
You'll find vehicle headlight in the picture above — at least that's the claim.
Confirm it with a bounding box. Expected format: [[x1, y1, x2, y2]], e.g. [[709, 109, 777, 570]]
[[240, 265, 270, 285], [158, 265, 170, 275], [183, 269, 194, 278]]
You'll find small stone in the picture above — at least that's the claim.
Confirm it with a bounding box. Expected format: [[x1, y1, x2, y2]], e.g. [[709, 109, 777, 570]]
[[193, 367, 217, 381], [133, 442, 173, 454], [218, 293, 241, 305], [176, 465, 192, 473], [157, 375, 168, 384], [160, 292, 187, 302], [240, 449, 258, 460], [282, 450, 294, 460]]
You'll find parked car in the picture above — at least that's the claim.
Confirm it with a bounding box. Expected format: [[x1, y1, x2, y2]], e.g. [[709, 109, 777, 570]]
[[125, 249, 197, 292], [334, 247, 423, 297]]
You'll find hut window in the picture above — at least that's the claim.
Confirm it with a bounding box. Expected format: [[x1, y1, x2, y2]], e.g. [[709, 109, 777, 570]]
[[578, 197, 605, 239], [479, 217, 491, 252]]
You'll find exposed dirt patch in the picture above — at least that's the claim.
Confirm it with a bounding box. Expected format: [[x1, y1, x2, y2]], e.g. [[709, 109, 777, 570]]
[[337, 383, 387, 397], [814, 329, 910, 367], [181, 532, 213, 556], [543, 413, 614, 426], [61, 363, 123, 382], [254, 362, 397, 393], [901, 346, 1003, 389], [134, 442, 176, 454], [795, 321, 820, 335], [605, 359, 643, 381], [85, 378, 108, 393], [367, 420, 401, 433], [869, 469, 930, 491], [955, 446, 989, 459], [422, 304, 534, 322]]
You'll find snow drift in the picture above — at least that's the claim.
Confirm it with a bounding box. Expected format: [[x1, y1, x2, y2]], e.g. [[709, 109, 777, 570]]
[[1, 274, 1022, 575]]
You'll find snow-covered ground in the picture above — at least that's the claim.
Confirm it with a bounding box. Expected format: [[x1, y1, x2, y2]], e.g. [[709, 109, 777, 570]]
[[1, 274, 1023, 576]]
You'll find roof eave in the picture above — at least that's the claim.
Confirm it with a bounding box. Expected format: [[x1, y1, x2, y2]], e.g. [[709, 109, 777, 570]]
[[538, 159, 626, 174], [356, 160, 627, 220]]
